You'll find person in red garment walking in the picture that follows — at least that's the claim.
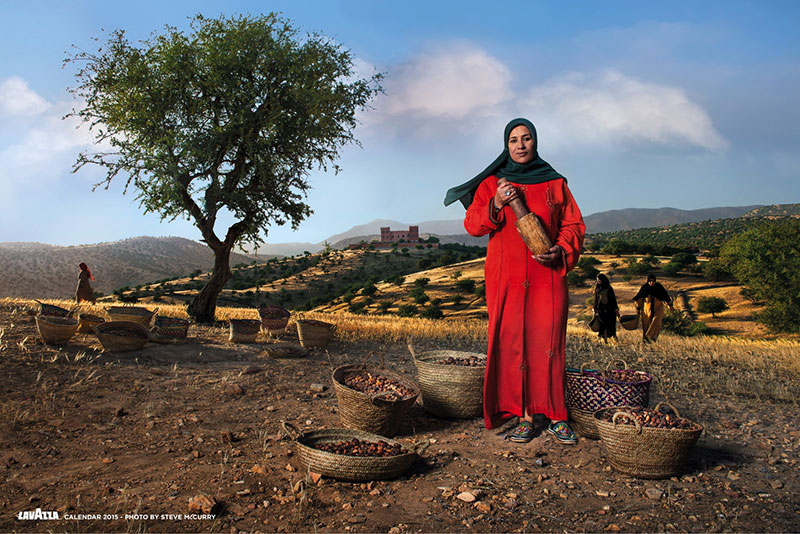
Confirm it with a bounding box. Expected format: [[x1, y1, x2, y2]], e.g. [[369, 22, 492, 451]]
[[444, 118, 585, 444]]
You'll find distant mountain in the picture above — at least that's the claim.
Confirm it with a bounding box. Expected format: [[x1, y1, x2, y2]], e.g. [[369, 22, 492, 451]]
[[582, 206, 764, 234], [0, 236, 253, 299]]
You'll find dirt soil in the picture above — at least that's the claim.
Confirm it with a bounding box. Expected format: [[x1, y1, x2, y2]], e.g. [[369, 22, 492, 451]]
[[1, 306, 798, 533]]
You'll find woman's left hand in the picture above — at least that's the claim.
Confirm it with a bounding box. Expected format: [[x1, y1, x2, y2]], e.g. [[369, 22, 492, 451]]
[[533, 245, 563, 265]]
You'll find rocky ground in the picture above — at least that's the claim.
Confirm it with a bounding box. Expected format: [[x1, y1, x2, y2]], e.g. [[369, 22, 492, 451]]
[[1, 306, 798, 533]]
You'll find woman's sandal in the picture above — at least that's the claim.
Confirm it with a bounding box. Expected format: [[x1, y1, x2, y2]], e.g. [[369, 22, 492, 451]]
[[508, 421, 535, 443], [547, 421, 577, 445]]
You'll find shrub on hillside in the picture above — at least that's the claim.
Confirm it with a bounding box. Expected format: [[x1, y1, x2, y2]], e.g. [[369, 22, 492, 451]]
[[696, 296, 729, 317], [397, 304, 418, 317], [420, 305, 443, 319], [455, 279, 476, 293]]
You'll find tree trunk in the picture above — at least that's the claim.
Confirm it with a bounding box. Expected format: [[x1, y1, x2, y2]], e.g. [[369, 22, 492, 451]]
[[188, 244, 233, 323]]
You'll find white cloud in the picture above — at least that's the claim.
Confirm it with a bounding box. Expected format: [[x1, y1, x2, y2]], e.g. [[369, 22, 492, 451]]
[[377, 43, 513, 121], [0, 76, 50, 117], [522, 70, 728, 152]]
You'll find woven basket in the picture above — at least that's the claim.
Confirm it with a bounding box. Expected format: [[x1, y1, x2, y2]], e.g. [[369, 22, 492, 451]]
[[35, 300, 73, 317], [283, 423, 421, 481], [410, 345, 485, 419], [259, 305, 290, 336], [151, 315, 190, 339], [77, 313, 105, 334], [332, 354, 420, 437], [94, 321, 149, 352], [35, 315, 78, 344], [595, 402, 703, 479], [566, 360, 652, 438], [229, 319, 261, 343], [297, 319, 336, 349], [569, 407, 600, 439], [620, 313, 639, 330], [588, 315, 600, 332], [105, 306, 156, 327]]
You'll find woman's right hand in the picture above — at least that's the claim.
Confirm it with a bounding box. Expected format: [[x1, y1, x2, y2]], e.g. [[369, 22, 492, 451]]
[[494, 179, 518, 208]]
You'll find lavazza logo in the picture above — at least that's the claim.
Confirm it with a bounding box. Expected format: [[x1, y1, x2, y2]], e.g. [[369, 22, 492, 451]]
[[17, 508, 60, 520]]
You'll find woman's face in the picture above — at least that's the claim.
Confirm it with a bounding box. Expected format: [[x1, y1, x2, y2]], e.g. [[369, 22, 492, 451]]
[[508, 125, 535, 164]]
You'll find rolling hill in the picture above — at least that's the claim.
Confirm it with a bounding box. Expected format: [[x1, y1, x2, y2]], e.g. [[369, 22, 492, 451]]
[[0, 236, 254, 299]]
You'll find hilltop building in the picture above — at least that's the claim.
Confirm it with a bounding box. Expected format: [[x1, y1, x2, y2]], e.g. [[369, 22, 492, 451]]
[[348, 225, 438, 249]]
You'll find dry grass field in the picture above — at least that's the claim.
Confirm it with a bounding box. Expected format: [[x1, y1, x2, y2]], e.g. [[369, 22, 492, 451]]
[[1, 296, 798, 532]]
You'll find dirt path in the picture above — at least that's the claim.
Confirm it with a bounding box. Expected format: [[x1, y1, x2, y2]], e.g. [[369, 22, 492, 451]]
[[1, 307, 798, 532]]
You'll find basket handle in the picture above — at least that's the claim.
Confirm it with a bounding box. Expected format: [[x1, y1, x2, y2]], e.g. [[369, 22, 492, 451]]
[[579, 361, 596, 374], [612, 411, 642, 434], [412, 439, 430, 456], [281, 421, 301, 441], [654, 401, 680, 418], [151, 307, 159, 316], [605, 359, 628, 371], [407, 339, 417, 360]]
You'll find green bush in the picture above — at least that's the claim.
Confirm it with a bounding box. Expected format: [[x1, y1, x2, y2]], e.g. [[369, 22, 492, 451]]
[[720, 218, 800, 332], [662, 262, 682, 277], [455, 279, 476, 293], [696, 296, 729, 317], [397, 304, 418, 317], [413, 292, 430, 305], [414, 277, 430, 288], [420, 306, 444, 319]]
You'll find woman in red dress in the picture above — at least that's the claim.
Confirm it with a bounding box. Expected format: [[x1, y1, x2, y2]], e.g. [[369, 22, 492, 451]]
[[444, 118, 585, 444]]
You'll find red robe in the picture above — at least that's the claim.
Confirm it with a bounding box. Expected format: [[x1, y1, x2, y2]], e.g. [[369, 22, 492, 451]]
[[464, 176, 585, 428]]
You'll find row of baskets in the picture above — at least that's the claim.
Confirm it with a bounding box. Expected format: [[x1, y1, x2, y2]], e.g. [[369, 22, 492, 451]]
[[279, 348, 483, 482], [229, 307, 336, 350], [566, 360, 703, 479], [33, 301, 336, 351]]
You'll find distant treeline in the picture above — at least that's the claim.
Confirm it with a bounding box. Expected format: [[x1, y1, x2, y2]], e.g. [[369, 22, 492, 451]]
[[586, 214, 800, 256]]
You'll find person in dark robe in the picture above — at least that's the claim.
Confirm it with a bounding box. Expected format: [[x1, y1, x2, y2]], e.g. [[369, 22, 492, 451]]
[[76, 262, 96, 303], [444, 118, 585, 445], [593, 274, 620, 343], [632, 273, 674, 343]]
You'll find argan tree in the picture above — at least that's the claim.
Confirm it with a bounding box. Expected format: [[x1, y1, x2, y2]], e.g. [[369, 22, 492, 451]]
[[719, 218, 800, 332], [67, 13, 382, 322]]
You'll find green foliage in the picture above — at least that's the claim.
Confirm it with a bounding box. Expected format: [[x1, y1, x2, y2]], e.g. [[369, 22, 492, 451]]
[[577, 256, 602, 268], [414, 277, 430, 288], [662, 262, 683, 277], [361, 283, 377, 297], [455, 279, 476, 293], [662, 309, 707, 336], [413, 292, 430, 305], [66, 13, 382, 321], [702, 259, 731, 281], [720, 219, 800, 332], [626, 260, 651, 276], [696, 296, 729, 317], [567, 271, 586, 287], [450, 270, 463, 280], [473, 283, 486, 298], [670, 252, 697, 266], [377, 301, 392, 313], [420, 305, 444, 319], [397, 304, 418, 318]]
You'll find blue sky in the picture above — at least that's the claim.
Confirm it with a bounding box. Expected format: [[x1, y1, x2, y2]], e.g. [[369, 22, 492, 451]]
[[1, 1, 798, 247]]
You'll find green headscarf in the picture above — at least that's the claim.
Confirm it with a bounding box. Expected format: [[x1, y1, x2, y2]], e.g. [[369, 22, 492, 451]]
[[443, 118, 565, 209]]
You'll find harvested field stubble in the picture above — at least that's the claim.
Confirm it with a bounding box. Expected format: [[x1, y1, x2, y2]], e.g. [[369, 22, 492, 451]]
[[1, 298, 799, 533]]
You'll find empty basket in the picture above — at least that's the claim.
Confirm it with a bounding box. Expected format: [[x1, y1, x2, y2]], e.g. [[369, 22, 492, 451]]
[[105, 306, 156, 328], [229, 319, 261, 343], [296, 319, 336, 349], [94, 321, 150, 352], [36, 315, 78, 344]]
